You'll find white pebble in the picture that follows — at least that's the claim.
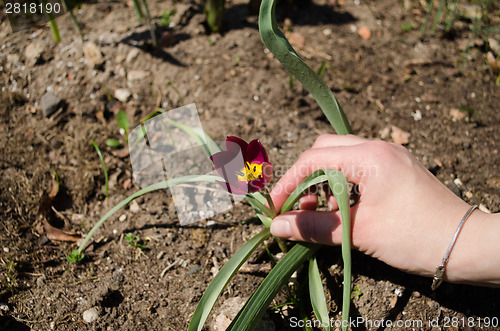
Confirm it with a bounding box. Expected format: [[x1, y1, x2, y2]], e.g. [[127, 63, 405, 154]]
[[83, 308, 99, 323]]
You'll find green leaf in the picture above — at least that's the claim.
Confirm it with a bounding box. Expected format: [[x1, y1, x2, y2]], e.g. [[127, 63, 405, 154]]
[[227, 242, 321, 331], [323, 169, 351, 331], [280, 170, 327, 214], [106, 138, 122, 148], [70, 174, 222, 259], [116, 110, 130, 135], [91, 140, 109, 199], [188, 228, 271, 331], [256, 213, 272, 228], [259, 0, 352, 135], [245, 193, 272, 218], [309, 256, 331, 331]]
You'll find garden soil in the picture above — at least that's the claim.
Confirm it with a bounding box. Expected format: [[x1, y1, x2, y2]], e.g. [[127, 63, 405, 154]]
[[1, 0, 499, 330]]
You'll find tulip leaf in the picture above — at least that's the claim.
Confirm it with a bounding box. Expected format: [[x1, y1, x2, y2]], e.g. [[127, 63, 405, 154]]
[[227, 242, 321, 331], [259, 0, 352, 135], [323, 169, 351, 331], [309, 256, 332, 331], [245, 193, 273, 219], [256, 213, 272, 228], [188, 228, 271, 331], [280, 170, 327, 214], [69, 174, 222, 260], [116, 110, 130, 136]]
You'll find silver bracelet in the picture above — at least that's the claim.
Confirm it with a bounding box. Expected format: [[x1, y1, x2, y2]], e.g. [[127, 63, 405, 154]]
[[431, 205, 478, 290]]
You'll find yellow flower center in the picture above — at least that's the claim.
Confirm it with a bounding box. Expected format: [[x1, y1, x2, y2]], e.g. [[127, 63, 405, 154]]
[[236, 162, 264, 182]]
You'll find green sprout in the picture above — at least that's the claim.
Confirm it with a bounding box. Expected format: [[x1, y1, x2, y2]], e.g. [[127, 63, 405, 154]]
[[91, 140, 109, 199], [125, 233, 147, 250], [160, 10, 176, 27]]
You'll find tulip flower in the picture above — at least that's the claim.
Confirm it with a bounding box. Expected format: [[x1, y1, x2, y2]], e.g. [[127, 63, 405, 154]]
[[210, 136, 273, 195]]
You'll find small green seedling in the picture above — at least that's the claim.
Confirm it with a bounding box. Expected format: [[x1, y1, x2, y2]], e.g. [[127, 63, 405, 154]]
[[351, 284, 363, 299], [160, 10, 176, 26], [116, 110, 130, 137], [125, 233, 147, 250], [401, 21, 415, 32], [91, 140, 109, 199]]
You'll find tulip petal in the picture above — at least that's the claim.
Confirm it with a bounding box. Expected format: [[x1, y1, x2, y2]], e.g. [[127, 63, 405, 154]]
[[226, 136, 248, 154], [215, 180, 248, 195], [247, 140, 269, 164], [210, 150, 245, 180]]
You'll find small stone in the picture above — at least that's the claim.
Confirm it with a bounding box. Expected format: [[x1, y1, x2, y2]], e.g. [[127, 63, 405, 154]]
[[126, 48, 140, 63], [129, 200, 140, 213], [40, 92, 62, 117], [380, 126, 391, 140], [357, 26, 371, 40], [486, 177, 500, 189], [114, 88, 131, 102], [6, 54, 20, 68], [24, 41, 44, 64], [83, 308, 99, 323], [391, 126, 410, 145], [3, 247, 9, 253], [489, 38, 500, 55], [127, 69, 149, 81], [119, 214, 127, 222], [449, 108, 466, 121], [83, 42, 104, 68], [322, 28, 332, 36]]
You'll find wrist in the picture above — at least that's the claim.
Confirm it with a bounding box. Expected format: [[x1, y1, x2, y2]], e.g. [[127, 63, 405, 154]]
[[442, 209, 500, 286]]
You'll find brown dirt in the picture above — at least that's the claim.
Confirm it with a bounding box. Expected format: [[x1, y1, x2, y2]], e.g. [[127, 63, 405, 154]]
[[1, 0, 499, 330]]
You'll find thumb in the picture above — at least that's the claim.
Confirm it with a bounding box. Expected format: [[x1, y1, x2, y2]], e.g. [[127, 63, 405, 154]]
[[270, 210, 342, 245]]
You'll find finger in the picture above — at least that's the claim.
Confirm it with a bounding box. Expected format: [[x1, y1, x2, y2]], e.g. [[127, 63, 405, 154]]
[[298, 192, 318, 211], [270, 210, 343, 245], [312, 134, 366, 149], [327, 195, 339, 211], [270, 144, 370, 212]]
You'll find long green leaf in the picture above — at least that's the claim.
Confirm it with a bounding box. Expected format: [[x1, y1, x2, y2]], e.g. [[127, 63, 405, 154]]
[[323, 169, 351, 331], [188, 228, 271, 331], [245, 193, 272, 218], [309, 256, 331, 331], [259, 0, 352, 135], [281, 171, 327, 214], [72, 174, 221, 257], [227, 242, 321, 331], [91, 140, 109, 198]]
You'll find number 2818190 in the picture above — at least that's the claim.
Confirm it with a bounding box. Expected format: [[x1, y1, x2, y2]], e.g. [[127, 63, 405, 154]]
[[4, 2, 62, 15]]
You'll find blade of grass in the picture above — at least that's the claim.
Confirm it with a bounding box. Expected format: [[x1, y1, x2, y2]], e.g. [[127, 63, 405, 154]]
[[69, 174, 221, 260], [227, 242, 321, 331], [132, 0, 144, 20], [61, 0, 84, 40], [139, 0, 157, 47], [309, 256, 331, 331], [187, 228, 271, 331], [91, 140, 109, 199], [323, 169, 351, 331]]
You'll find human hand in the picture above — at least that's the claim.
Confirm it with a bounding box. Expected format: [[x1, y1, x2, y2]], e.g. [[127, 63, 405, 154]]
[[270, 134, 495, 284]]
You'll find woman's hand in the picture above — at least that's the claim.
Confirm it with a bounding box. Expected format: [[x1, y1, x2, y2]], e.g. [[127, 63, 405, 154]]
[[270, 135, 498, 286]]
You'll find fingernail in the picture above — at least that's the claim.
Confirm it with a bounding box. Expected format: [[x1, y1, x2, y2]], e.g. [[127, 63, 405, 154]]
[[271, 217, 292, 238]]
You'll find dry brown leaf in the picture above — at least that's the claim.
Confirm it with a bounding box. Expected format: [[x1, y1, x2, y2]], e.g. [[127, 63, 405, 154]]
[[43, 220, 82, 242]]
